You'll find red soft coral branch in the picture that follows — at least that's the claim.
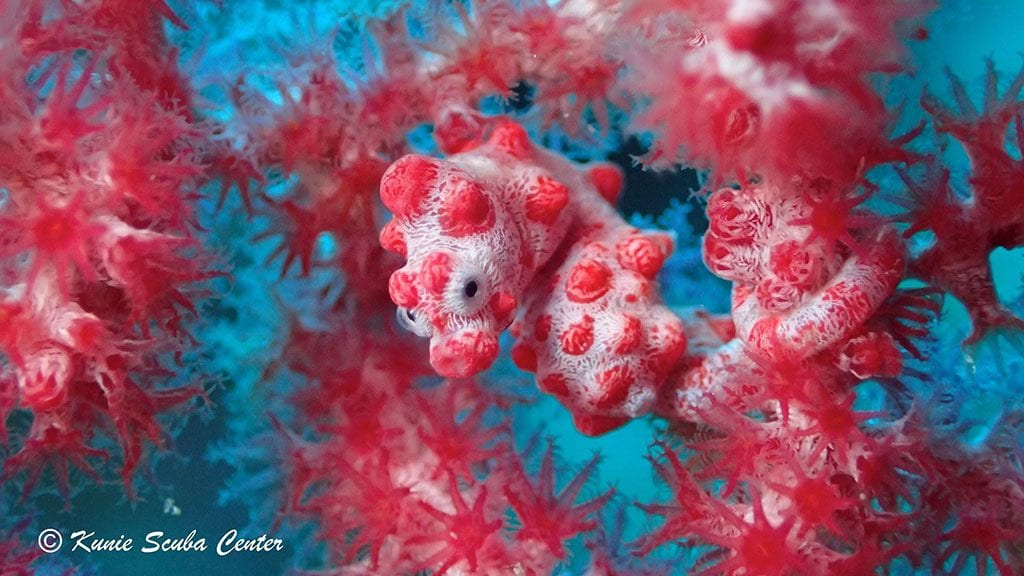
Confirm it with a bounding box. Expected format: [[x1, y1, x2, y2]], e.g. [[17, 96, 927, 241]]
[[504, 440, 614, 558], [896, 63, 1024, 347], [406, 473, 505, 575], [0, 1, 218, 501]]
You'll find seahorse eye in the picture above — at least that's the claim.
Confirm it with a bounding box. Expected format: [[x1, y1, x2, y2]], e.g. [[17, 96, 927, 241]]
[[446, 268, 488, 315], [396, 307, 432, 338], [396, 307, 415, 331]]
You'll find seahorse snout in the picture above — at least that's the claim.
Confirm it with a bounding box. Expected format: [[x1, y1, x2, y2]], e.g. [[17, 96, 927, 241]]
[[429, 328, 499, 378]]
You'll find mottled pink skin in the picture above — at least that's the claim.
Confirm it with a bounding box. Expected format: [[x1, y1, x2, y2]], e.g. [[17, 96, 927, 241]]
[[701, 183, 905, 365], [380, 120, 686, 433], [513, 218, 686, 436], [380, 121, 573, 378], [661, 180, 907, 422]]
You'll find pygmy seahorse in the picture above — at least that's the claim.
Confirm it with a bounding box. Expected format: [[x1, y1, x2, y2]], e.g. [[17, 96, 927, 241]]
[[379, 119, 686, 434]]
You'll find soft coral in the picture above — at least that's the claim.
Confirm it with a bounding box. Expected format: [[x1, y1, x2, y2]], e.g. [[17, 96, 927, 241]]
[[0, 517, 44, 576], [98, 225, 219, 338], [626, 0, 930, 183], [414, 382, 510, 481], [101, 100, 203, 227], [0, 0, 217, 503], [33, 55, 109, 157], [407, 473, 506, 575], [2, 414, 107, 505], [323, 451, 414, 568], [694, 492, 819, 576], [632, 440, 716, 556], [896, 63, 1024, 346], [0, 191, 107, 296], [504, 441, 614, 558], [895, 160, 1024, 346]]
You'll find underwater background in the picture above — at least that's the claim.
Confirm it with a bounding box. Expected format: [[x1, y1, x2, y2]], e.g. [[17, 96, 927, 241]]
[[3, 0, 1024, 575]]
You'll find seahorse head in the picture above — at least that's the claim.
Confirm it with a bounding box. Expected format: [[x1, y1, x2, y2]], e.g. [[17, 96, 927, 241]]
[[378, 153, 525, 377]]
